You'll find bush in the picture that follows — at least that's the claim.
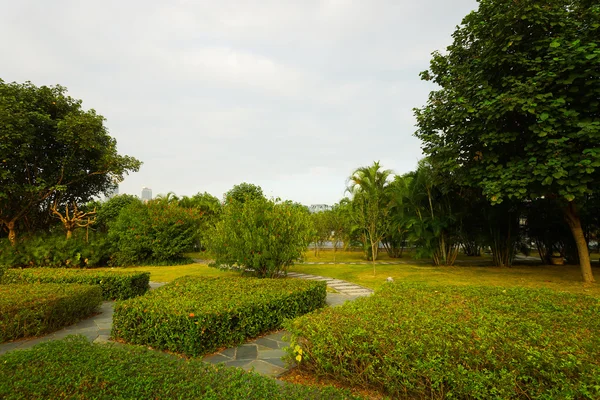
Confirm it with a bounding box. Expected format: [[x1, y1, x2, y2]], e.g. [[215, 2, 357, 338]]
[[0, 336, 359, 399], [112, 276, 326, 356], [0, 284, 102, 343], [0, 264, 6, 281], [108, 199, 202, 266], [3, 268, 150, 300], [209, 196, 312, 277], [285, 283, 600, 399], [0, 233, 111, 268]]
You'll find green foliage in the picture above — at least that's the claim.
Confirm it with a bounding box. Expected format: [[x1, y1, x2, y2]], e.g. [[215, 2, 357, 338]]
[[178, 192, 222, 251], [0, 264, 5, 281], [2, 268, 149, 300], [224, 182, 265, 204], [0, 79, 141, 243], [0, 336, 359, 400], [415, 0, 600, 205], [347, 161, 394, 262], [209, 197, 312, 278], [0, 284, 102, 343], [108, 199, 202, 266], [0, 233, 111, 268], [112, 276, 326, 356], [90, 194, 142, 233], [286, 283, 600, 399]]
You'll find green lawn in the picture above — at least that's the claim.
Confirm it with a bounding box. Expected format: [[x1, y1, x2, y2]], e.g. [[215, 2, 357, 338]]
[[289, 262, 600, 297], [96, 264, 236, 282]]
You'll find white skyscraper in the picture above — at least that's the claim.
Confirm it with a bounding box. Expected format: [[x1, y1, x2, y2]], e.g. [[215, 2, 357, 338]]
[[141, 187, 152, 202]]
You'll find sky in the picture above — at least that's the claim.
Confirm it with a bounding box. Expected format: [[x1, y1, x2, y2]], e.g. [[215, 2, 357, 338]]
[[1, 0, 479, 205]]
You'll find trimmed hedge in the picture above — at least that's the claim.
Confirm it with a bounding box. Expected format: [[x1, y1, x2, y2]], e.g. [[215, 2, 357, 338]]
[[112, 276, 326, 356], [0, 336, 359, 399], [0, 284, 102, 343], [2, 268, 150, 300], [285, 283, 600, 399]]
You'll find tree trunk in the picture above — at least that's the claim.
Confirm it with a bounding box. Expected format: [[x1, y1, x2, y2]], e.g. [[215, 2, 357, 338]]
[[564, 202, 595, 283], [371, 241, 377, 276], [7, 220, 16, 246], [66, 229, 73, 240]]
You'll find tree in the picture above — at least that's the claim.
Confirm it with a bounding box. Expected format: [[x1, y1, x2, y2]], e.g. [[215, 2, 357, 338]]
[[178, 192, 222, 251], [223, 183, 265, 204], [347, 161, 393, 270], [414, 0, 600, 282], [310, 211, 332, 257], [208, 197, 312, 278], [0, 80, 141, 245]]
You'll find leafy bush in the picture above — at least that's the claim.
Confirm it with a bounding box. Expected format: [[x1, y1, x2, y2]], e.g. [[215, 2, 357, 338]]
[[0, 336, 359, 399], [285, 283, 600, 399], [0, 284, 102, 343], [0, 264, 6, 281], [112, 276, 326, 356], [108, 199, 202, 265], [209, 197, 312, 278], [3, 268, 149, 300], [0, 233, 111, 268]]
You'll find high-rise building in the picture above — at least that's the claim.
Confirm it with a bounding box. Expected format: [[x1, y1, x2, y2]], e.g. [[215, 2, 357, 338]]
[[141, 187, 152, 202]]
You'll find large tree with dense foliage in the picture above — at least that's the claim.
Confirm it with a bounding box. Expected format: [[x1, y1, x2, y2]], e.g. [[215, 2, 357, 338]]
[[414, 0, 600, 282], [0, 80, 141, 245]]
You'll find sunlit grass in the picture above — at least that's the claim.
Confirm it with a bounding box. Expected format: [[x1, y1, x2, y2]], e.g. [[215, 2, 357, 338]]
[[95, 263, 236, 283], [289, 262, 600, 297]]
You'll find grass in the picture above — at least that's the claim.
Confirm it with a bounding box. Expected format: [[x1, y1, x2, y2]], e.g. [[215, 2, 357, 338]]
[[289, 262, 600, 296], [95, 263, 237, 282]]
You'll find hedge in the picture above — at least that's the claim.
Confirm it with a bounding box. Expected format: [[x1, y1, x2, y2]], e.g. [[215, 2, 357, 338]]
[[112, 276, 326, 356], [0, 336, 359, 399], [2, 268, 150, 300], [285, 283, 600, 400], [0, 284, 102, 343]]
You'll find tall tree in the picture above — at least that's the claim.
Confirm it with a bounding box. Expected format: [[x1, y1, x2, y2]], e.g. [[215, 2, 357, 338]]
[[0, 80, 141, 244], [347, 161, 393, 269], [414, 0, 600, 282]]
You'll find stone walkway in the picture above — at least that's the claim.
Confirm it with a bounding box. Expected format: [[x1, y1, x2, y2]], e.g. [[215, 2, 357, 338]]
[[0, 276, 373, 378]]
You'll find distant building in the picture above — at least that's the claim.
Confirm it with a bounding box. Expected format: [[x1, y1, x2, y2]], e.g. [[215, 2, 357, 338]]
[[308, 204, 331, 213], [141, 187, 152, 202]]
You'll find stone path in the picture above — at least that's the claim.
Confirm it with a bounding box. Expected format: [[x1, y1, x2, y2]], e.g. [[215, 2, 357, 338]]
[[0, 276, 373, 378]]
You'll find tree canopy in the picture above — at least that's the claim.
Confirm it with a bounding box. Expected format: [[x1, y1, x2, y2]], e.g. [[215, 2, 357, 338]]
[[414, 0, 600, 282], [0, 80, 141, 244]]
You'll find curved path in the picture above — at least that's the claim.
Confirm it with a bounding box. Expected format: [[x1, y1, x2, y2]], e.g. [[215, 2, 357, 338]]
[[0, 276, 372, 378]]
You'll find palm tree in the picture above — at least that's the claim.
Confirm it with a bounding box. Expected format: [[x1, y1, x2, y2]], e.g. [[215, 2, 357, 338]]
[[346, 161, 393, 270]]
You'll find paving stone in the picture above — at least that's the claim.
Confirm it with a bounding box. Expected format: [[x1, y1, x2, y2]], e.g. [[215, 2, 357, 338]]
[[220, 347, 236, 359], [245, 360, 286, 376], [93, 335, 110, 344], [257, 349, 286, 360], [262, 357, 288, 369], [254, 337, 280, 349], [265, 331, 288, 342], [343, 290, 373, 296], [223, 360, 253, 369], [235, 344, 258, 360], [203, 354, 232, 364]]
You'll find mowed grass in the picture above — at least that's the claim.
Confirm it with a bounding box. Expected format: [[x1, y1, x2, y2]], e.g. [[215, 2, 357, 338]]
[[95, 263, 236, 283], [289, 262, 600, 297]]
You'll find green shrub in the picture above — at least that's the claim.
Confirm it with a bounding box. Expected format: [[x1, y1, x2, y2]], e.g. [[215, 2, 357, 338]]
[[108, 199, 202, 266], [0, 233, 111, 268], [208, 196, 312, 278], [112, 276, 326, 356], [3, 268, 150, 300], [285, 283, 600, 399], [0, 284, 102, 343], [0, 264, 6, 281], [0, 336, 359, 399]]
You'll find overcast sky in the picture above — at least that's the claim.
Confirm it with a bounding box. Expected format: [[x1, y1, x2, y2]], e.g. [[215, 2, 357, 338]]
[[1, 0, 478, 205]]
